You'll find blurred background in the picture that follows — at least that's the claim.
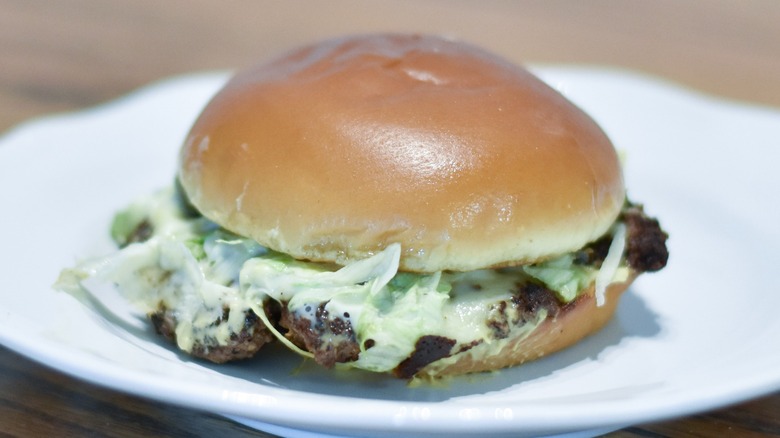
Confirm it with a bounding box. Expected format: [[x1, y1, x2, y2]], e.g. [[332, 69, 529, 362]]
[[1, 1, 778, 437], [1, 0, 779, 133]]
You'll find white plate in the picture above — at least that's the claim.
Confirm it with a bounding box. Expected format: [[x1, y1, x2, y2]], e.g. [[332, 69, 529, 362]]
[[1, 67, 779, 438]]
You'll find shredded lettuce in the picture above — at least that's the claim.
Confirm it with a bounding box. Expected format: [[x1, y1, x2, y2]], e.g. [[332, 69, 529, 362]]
[[57, 186, 630, 373], [239, 245, 456, 372], [522, 254, 597, 302]]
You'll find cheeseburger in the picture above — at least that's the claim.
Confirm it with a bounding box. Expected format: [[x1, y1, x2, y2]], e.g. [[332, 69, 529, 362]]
[[58, 34, 668, 379]]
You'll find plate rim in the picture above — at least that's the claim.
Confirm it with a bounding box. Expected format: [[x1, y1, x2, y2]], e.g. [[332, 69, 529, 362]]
[[1, 66, 779, 437]]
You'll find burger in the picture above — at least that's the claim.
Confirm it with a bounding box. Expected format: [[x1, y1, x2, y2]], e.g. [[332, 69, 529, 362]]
[[57, 34, 668, 379]]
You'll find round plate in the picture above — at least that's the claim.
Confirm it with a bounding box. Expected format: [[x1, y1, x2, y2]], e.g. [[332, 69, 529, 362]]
[[0, 67, 778, 438]]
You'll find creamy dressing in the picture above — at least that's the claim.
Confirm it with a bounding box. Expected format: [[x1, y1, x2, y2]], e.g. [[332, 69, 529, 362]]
[[56, 188, 629, 374]]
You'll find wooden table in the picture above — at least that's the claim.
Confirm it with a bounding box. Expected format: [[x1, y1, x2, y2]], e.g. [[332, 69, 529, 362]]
[[1, 2, 778, 436]]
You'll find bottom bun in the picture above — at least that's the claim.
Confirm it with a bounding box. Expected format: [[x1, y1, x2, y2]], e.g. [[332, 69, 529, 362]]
[[416, 274, 636, 378]]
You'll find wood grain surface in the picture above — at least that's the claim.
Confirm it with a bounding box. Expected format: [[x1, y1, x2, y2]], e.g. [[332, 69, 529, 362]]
[[1, 1, 778, 437]]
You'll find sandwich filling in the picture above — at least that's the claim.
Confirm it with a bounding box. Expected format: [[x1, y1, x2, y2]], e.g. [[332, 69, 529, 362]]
[[56, 184, 667, 378]]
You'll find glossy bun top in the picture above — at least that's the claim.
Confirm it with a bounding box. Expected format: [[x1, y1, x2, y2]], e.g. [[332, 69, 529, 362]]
[[179, 34, 625, 272]]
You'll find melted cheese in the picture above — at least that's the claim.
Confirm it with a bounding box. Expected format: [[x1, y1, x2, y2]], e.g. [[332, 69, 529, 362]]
[[56, 188, 630, 373]]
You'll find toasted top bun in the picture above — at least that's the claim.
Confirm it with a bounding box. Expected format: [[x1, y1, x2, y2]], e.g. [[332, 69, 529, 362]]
[[179, 34, 625, 272]]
